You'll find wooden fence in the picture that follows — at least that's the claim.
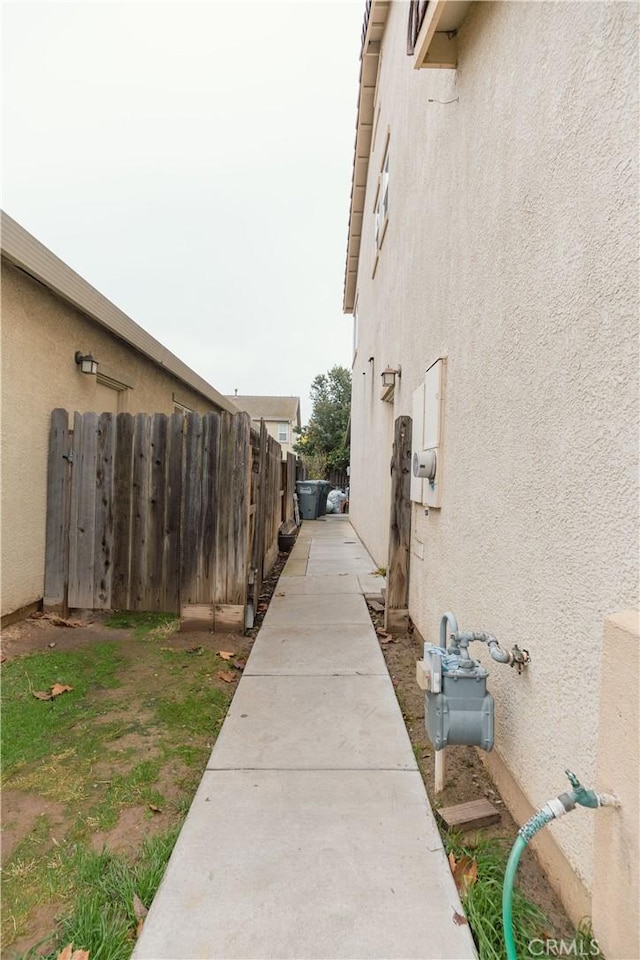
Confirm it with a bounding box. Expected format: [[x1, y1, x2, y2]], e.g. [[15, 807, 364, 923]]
[[44, 409, 298, 631]]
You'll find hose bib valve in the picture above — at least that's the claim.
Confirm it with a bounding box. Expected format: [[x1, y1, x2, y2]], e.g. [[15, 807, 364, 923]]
[[416, 612, 530, 752]]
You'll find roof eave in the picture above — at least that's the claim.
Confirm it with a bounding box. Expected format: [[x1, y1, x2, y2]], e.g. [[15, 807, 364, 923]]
[[343, 0, 390, 315], [1, 210, 238, 415]]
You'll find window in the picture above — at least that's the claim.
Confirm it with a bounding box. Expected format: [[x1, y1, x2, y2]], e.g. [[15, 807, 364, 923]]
[[374, 141, 390, 252], [173, 394, 192, 416], [352, 302, 359, 364], [278, 423, 288, 443], [406, 0, 471, 69]]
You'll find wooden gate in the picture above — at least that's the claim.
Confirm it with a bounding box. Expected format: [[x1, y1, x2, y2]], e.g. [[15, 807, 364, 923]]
[[44, 408, 294, 631]]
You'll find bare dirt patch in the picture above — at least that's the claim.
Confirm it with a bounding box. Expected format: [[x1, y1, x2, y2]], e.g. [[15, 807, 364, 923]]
[[1, 794, 67, 864], [0, 553, 295, 954]]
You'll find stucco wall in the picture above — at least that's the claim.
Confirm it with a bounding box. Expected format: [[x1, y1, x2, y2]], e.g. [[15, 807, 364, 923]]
[[349, 0, 639, 923], [593, 609, 639, 960], [1, 261, 227, 618]]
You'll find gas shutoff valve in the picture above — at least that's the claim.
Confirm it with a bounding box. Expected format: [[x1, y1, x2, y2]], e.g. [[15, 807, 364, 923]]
[[416, 612, 530, 752]]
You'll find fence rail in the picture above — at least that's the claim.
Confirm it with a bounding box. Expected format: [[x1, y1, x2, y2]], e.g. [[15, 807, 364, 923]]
[[44, 409, 298, 631]]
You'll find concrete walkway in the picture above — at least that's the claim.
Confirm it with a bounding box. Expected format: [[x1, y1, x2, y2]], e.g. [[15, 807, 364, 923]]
[[134, 517, 477, 960]]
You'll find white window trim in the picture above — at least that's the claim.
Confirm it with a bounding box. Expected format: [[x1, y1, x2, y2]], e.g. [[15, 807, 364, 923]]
[[172, 393, 193, 416], [277, 423, 289, 442], [373, 133, 390, 276], [352, 299, 359, 366]]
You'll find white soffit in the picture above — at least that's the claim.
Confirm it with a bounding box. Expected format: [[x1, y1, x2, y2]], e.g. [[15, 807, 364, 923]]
[[412, 0, 472, 70], [343, 0, 390, 314]]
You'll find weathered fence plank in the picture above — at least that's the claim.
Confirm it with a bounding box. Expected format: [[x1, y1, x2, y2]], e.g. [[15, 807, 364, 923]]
[[227, 411, 251, 605], [163, 413, 184, 613], [264, 435, 281, 574], [111, 413, 134, 610], [93, 412, 115, 609], [148, 414, 168, 612], [214, 412, 234, 605], [198, 413, 220, 604], [68, 412, 99, 609], [250, 421, 268, 605], [44, 409, 71, 612], [129, 413, 152, 610], [180, 412, 203, 607]]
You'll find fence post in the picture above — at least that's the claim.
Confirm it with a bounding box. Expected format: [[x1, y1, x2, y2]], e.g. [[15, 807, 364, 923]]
[[384, 415, 412, 634]]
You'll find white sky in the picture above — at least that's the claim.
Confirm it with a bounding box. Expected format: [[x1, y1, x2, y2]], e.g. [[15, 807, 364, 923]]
[[2, 0, 364, 423]]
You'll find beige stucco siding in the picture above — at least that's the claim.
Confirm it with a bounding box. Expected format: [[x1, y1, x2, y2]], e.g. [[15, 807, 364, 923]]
[[349, 0, 638, 923], [251, 419, 296, 460], [1, 261, 226, 618]]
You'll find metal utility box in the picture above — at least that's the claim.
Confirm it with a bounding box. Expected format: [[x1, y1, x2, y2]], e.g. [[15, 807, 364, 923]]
[[423, 650, 494, 752]]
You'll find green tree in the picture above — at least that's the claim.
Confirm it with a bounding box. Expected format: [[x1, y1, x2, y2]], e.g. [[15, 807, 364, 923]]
[[294, 366, 351, 478]]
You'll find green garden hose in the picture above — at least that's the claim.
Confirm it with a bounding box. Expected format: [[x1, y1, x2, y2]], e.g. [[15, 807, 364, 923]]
[[502, 771, 619, 960]]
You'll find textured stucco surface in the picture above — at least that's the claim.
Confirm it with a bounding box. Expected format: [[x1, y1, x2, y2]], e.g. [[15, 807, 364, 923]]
[[1, 261, 227, 618], [349, 0, 639, 918], [593, 610, 639, 960]]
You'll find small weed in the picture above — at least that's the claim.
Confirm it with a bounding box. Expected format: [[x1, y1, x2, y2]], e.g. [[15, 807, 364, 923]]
[[574, 918, 605, 959], [154, 685, 230, 737], [36, 828, 180, 960], [445, 833, 549, 960], [1, 644, 123, 774], [105, 611, 179, 641], [89, 760, 164, 831]]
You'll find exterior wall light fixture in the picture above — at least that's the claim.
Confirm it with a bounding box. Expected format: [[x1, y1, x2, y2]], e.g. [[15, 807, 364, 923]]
[[381, 366, 400, 402], [75, 351, 99, 375]]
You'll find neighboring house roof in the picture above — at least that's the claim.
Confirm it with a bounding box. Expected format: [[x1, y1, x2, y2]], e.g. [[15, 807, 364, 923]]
[[227, 395, 301, 427], [1, 211, 239, 415]]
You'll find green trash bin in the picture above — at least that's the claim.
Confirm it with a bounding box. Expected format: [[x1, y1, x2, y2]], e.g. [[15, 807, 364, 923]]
[[296, 480, 322, 520]]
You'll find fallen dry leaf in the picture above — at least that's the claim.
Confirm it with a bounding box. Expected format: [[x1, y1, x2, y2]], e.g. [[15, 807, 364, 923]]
[[217, 651, 235, 661], [232, 659, 246, 670], [0, 654, 7, 664], [71, 951, 90, 960], [136, 919, 145, 938], [33, 683, 72, 701], [57, 945, 74, 960], [452, 856, 478, 896], [32, 613, 86, 628], [276, 592, 285, 597], [452, 909, 468, 926], [448, 852, 457, 872], [216, 671, 236, 683], [133, 893, 148, 921], [376, 628, 388, 637], [148, 803, 162, 814]]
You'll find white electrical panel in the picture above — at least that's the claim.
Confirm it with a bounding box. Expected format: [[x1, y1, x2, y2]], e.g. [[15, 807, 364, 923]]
[[410, 382, 425, 503], [411, 358, 446, 508]]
